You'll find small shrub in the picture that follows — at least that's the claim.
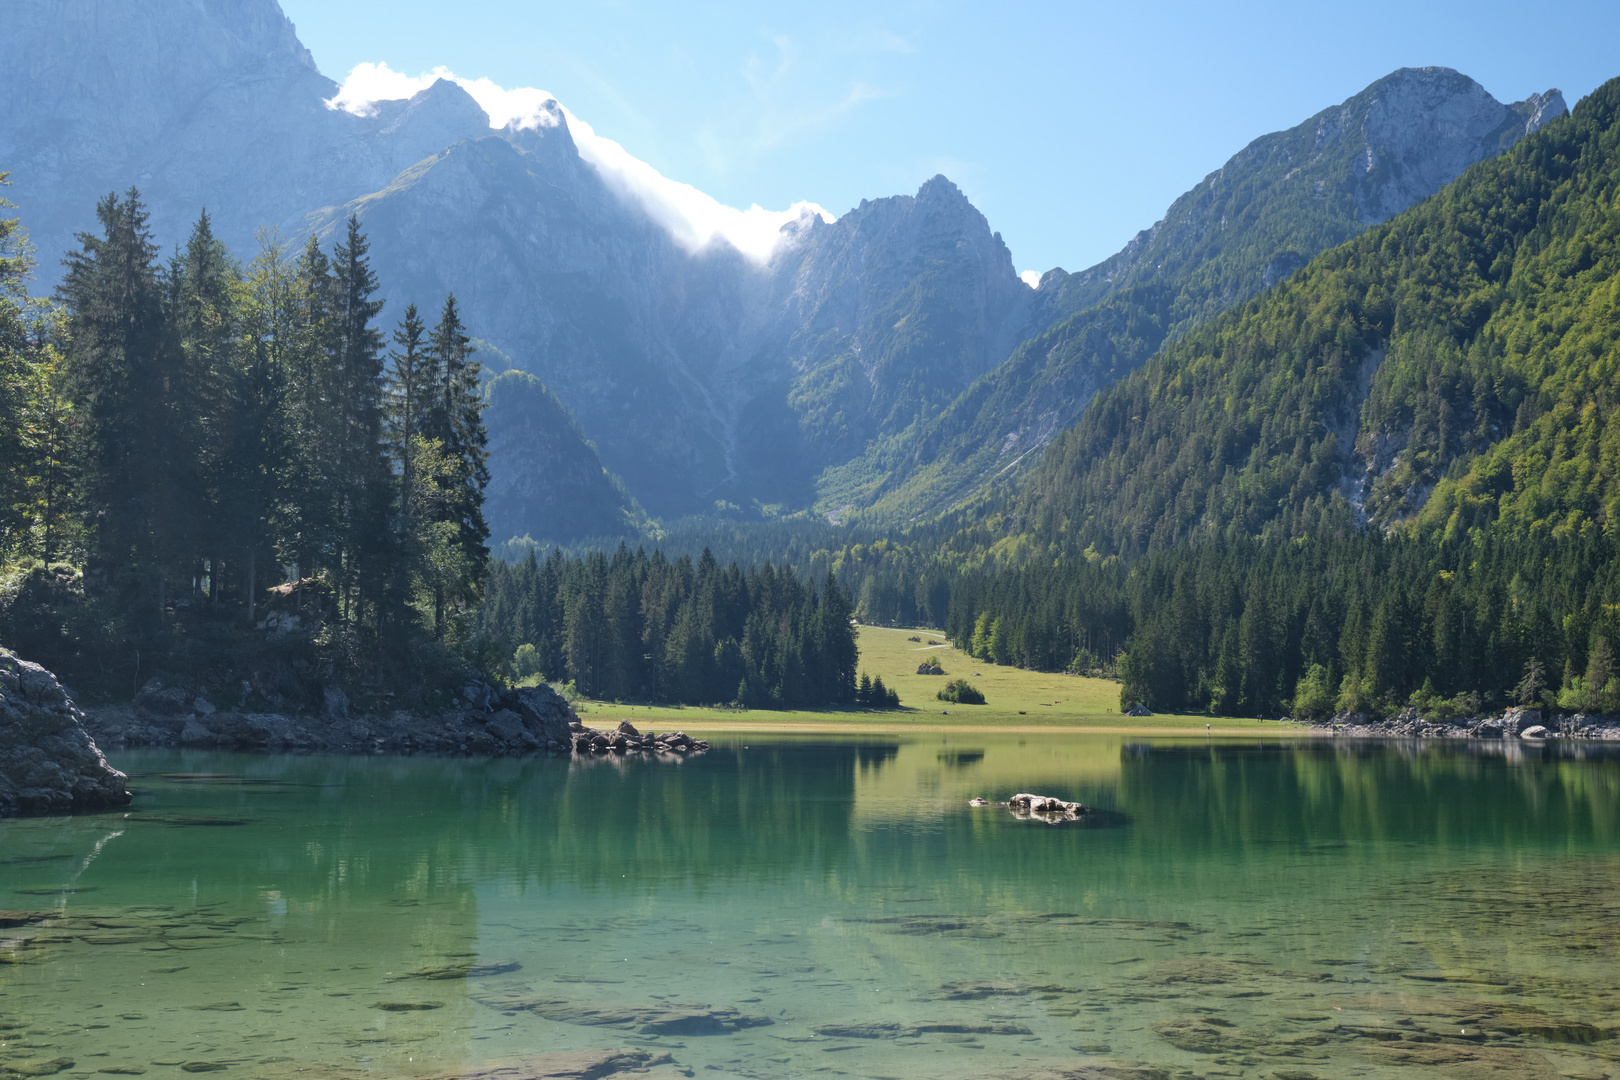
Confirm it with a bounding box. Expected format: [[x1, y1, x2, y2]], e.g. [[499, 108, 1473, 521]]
[[937, 679, 985, 705], [856, 671, 901, 708]]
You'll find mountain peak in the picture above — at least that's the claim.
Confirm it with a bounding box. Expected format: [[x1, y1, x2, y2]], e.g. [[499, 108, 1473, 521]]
[[381, 77, 489, 138], [1518, 88, 1568, 134], [917, 174, 966, 202]]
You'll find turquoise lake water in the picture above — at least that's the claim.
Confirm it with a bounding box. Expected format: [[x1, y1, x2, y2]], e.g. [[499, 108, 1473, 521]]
[[1, 734, 1617, 1080]]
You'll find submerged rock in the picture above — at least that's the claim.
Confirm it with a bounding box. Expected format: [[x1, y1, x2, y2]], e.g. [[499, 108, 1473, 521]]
[[416, 1048, 677, 1080], [391, 959, 522, 981], [0, 649, 130, 816], [813, 1019, 1034, 1038], [471, 985, 767, 1035]]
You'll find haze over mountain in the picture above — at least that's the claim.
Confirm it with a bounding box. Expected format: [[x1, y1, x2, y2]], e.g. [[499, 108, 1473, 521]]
[[0, 0, 1565, 542]]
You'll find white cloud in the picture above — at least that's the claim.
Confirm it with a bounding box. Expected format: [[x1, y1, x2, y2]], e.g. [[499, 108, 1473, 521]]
[[325, 62, 443, 117], [1020, 269, 1042, 289], [327, 62, 832, 262]]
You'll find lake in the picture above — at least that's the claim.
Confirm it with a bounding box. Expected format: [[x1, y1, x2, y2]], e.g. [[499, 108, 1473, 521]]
[[1, 734, 1617, 1080]]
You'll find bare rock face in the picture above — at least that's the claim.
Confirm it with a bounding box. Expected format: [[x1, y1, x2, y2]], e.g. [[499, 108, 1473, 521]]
[[0, 649, 131, 816]]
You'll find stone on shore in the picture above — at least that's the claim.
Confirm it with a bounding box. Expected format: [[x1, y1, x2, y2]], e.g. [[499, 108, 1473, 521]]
[[0, 650, 131, 816]]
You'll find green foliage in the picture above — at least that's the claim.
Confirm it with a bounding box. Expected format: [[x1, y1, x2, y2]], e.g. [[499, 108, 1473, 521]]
[[1290, 664, 1336, 720], [936, 678, 985, 705], [474, 544, 857, 709], [945, 522, 1620, 719], [0, 174, 76, 565], [1011, 78, 1620, 558], [854, 671, 901, 709], [511, 642, 546, 681], [0, 189, 491, 697], [1558, 637, 1620, 713]]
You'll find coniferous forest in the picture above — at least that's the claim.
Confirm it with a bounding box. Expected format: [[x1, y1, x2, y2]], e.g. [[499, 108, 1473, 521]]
[[474, 547, 858, 709], [0, 185, 492, 702]]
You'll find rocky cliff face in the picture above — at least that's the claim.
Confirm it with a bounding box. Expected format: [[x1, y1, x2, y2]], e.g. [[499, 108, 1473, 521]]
[[0, 0, 1034, 530], [1036, 68, 1566, 326], [762, 177, 1033, 482], [482, 370, 642, 543], [0, 649, 130, 815]]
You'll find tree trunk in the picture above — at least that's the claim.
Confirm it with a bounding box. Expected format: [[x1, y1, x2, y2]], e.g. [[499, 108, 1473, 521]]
[[247, 551, 256, 626]]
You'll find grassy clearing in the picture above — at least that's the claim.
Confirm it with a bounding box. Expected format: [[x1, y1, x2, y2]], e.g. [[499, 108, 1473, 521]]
[[578, 624, 1303, 736]]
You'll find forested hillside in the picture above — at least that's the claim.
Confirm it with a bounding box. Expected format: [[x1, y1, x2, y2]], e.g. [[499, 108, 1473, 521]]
[[832, 69, 1564, 525], [1014, 76, 1620, 556], [482, 369, 644, 546], [923, 75, 1620, 717]]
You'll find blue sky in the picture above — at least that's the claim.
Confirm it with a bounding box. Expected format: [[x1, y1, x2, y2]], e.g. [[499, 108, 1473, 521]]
[[278, 0, 1620, 276]]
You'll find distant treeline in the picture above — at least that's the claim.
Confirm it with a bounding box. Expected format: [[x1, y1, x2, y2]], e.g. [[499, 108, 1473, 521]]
[[474, 545, 858, 708], [937, 525, 1620, 718]]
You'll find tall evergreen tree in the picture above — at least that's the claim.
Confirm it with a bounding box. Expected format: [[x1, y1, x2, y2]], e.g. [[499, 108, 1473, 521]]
[[418, 294, 489, 639], [329, 215, 389, 627], [58, 189, 186, 613]]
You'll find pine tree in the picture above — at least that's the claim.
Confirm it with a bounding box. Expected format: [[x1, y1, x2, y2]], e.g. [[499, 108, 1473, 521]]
[[173, 210, 242, 606], [0, 174, 71, 562], [280, 234, 340, 612], [232, 229, 297, 624], [58, 189, 182, 613], [329, 216, 389, 628], [419, 294, 489, 638], [385, 304, 432, 531]]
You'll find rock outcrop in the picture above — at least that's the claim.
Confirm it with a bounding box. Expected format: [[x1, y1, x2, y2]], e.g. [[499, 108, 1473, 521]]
[[82, 679, 710, 760], [1004, 790, 1082, 816], [1308, 704, 1620, 740], [0, 649, 130, 815], [85, 679, 579, 757], [567, 719, 709, 757]]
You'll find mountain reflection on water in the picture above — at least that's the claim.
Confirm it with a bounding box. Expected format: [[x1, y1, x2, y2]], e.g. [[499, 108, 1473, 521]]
[[0, 735, 1615, 1080]]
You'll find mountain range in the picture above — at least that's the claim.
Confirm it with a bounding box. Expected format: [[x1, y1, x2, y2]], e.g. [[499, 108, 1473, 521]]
[[0, 0, 1566, 543]]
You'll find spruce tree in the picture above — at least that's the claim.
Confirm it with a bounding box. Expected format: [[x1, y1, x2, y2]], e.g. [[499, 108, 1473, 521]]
[[173, 210, 241, 605], [330, 216, 388, 627], [58, 190, 180, 613], [0, 174, 69, 562], [232, 229, 297, 624], [417, 294, 489, 638]]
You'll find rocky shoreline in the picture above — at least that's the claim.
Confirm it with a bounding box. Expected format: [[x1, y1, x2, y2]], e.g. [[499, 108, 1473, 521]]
[[0, 649, 131, 815], [80, 674, 707, 759], [1304, 705, 1620, 741]]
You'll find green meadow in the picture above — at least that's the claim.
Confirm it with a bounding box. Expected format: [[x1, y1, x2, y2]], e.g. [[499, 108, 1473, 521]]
[[578, 624, 1302, 734]]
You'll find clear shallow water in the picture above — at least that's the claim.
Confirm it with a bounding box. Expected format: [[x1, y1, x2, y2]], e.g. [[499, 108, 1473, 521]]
[[1, 734, 1618, 1080]]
